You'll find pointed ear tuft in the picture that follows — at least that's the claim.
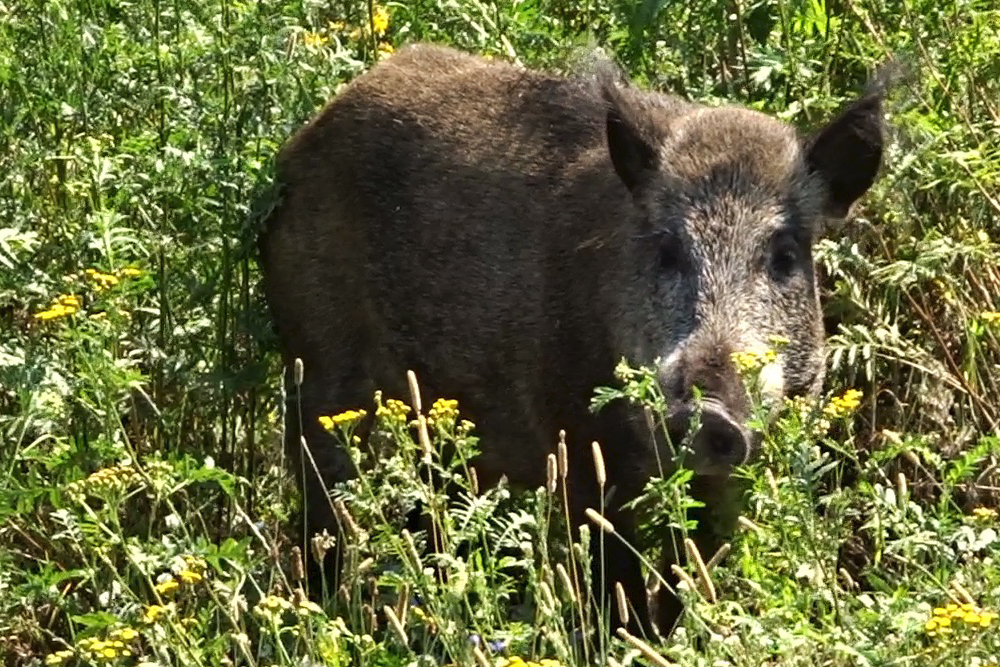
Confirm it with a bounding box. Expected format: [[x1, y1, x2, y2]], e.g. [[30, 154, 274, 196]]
[[805, 90, 885, 219], [606, 104, 659, 192]]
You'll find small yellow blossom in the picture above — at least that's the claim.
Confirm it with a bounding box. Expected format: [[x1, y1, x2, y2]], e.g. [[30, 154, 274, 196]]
[[376, 397, 411, 425], [982, 312, 1000, 324], [377, 42, 394, 57], [154, 577, 180, 595], [328, 20, 347, 32], [426, 398, 460, 427], [110, 627, 139, 641], [372, 5, 390, 35], [296, 598, 324, 616], [85, 268, 120, 290], [318, 409, 368, 431], [972, 506, 997, 520], [143, 604, 170, 623], [118, 267, 143, 278], [731, 348, 777, 374], [178, 569, 203, 584], [823, 388, 863, 418], [35, 294, 82, 321], [44, 650, 75, 666], [302, 31, 328, 47]]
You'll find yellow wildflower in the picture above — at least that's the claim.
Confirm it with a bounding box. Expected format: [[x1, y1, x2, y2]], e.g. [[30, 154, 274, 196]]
[[376, 397, 411, 424], [372, 5, 390, 36], [318, 409, 368, 431], [142, 604, 169, 623], [44, 650, 75, 666], [296, 598, 324, 616], [118, 267, 143, 278], [328, 20, 347, 32], [731, 348, 777, 374], [178, 569, 203, 584], [973, 506, 997, 520], [154, 577, 179, 595], [982, 312, 1000, 324], [110, 627, 139, 641], [426, 398, 459, 426], [823, 388, 863, 418], [35, 294, 82, 321], [377, 42, 394, 57], [302, 31, 328, 47], [85, 268, 120, 290]]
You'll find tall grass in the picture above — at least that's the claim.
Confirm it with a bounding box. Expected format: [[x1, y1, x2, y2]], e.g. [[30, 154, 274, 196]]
[[1, 0, 998, 665]]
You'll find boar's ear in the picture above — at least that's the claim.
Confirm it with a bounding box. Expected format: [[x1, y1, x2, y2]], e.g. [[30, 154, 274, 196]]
[[804, 91, 884, 219], [602, 84, 660, 192]]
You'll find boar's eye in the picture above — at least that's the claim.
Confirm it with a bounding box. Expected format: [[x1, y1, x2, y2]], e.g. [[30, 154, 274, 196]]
[[769, 232, 802, 280], [657, 233, 686, 274]]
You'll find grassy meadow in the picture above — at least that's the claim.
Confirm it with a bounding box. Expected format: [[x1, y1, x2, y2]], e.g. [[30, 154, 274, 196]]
[[2, 0, 1000, 665]]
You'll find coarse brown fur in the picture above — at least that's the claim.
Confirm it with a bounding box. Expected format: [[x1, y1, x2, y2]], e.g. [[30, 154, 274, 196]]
[[258, 43, 887, 639]]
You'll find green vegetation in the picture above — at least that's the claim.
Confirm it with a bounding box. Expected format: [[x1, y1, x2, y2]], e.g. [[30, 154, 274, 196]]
[[2, 0, 999, 666]]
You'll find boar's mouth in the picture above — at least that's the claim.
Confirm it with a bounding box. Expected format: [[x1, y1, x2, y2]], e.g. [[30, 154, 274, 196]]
[[662, 398, 754, 477]]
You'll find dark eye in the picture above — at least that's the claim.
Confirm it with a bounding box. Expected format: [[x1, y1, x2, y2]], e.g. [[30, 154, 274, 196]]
[[658, 234, 684, 273], [769, 233, 801, 279]]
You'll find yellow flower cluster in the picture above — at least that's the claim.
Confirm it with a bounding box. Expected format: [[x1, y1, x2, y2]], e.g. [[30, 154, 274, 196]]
[[372, 5, 389, 35], [302, 31, 329, 47], [823, 388, 863, 418], [319, 409, 368, 431], [426, 398, 459, 426], [497, 658, 565, 667], [376, 397, 411, 424], [142, 603, 174, 624], [731, 348, 778, 374], [973, 506, 998, 520], [254, 594, 295, 622], [66, 464, 140, 497], [154, 556, 205, 596], [35, 294, 81, 321], [86, 267, 121, 290], [75, 627, 139, 662], [44, 650, 74, 665], [925, 602, 997, 637], [85, 266, 142, 289], [981, 311, 1000, 324]]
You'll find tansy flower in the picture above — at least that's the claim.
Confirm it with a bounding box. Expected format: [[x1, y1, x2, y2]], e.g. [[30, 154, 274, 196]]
[[372, 5, 390, 35], [154, 577, 179, 595], [318, 409, 367, 430], [85, 268, 120, 290], [302, 31, 328, 47], [143, 604, 169, 623], [824, 388, 863, 418], [178, 569, 203, 584], [972, 506, 997, 520], [44, 650, 75, 665]]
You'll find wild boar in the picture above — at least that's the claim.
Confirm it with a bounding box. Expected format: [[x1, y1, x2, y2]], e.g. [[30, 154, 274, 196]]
[[258, 43, 887, 638]]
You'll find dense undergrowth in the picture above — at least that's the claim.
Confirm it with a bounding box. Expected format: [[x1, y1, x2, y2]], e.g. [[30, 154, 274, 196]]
[[2, 0, 999, 665]]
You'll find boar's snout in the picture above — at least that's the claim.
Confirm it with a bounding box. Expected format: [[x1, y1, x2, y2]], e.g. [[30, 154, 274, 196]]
[[664, 398, 752, 476]]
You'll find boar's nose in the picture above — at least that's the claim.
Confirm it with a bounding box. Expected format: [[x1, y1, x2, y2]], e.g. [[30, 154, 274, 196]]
[[665, 398, 750, 476]]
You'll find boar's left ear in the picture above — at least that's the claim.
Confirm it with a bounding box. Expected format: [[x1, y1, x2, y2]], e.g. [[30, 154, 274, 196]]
[[599, 76, 662, 193], [804, 90, 885, 219]]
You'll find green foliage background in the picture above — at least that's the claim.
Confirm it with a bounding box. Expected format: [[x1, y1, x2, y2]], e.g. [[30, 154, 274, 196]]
[[2, 0, 999, 665]]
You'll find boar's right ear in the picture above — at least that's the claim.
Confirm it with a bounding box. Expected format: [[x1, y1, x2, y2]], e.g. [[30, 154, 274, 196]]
[[604, 91, 660, 192]]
